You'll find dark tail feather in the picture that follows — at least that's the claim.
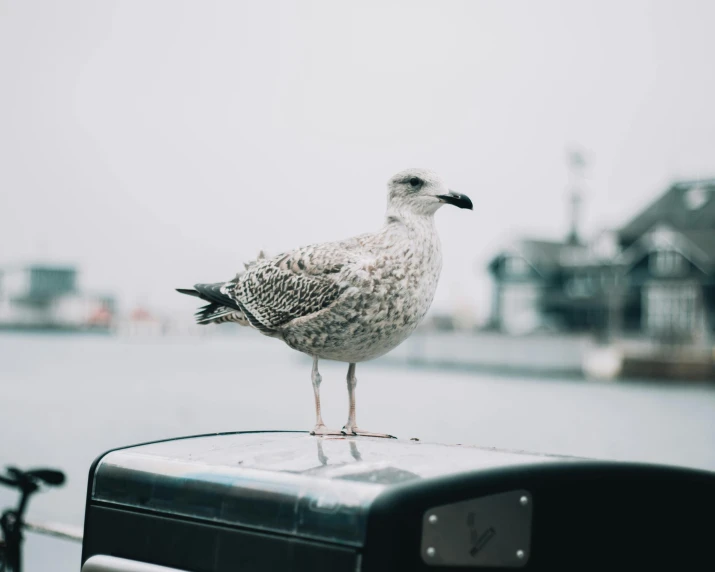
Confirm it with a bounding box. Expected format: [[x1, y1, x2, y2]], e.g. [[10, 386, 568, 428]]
[[192, 282, 242, 311], [176, 284, 240, 311], [195, 303, 229, 324], [177, 283, 247, 326], [176, 288, 201, 298]]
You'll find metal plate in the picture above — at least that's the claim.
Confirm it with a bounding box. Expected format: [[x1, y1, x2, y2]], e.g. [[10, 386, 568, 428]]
[[421, 490, 532, 567]]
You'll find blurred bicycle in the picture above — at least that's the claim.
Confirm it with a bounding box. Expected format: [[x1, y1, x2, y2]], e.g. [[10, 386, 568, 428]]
[[0, 466, 68, 572]]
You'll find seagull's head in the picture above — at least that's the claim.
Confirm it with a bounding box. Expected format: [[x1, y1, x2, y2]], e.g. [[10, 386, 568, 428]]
[[387, 168, 472, 216]]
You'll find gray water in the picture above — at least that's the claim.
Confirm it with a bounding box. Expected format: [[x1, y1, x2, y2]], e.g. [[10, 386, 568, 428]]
[[1, 331, 714, 571]]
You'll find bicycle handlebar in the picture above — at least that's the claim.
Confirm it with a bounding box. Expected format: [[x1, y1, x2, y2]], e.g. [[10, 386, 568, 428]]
[[0, 467, 65, 491]]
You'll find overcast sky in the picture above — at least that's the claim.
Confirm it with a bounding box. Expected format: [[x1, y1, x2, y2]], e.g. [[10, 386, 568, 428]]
[[2, 0, 714, 321]]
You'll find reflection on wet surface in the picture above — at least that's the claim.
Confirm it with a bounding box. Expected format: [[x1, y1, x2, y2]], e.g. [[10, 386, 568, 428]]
[[90, 432, 569, 546]]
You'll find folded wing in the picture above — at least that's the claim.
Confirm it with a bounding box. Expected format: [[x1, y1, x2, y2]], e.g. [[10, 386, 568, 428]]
[[231, 245, 355, 333]]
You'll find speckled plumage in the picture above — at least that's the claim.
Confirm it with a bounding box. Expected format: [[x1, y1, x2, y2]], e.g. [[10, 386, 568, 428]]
[[178, 169, 472, 436]]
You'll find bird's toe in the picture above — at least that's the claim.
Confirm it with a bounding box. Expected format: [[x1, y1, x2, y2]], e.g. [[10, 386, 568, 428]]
[[310, 424, 343, 436], [342, 426, 396, 439]]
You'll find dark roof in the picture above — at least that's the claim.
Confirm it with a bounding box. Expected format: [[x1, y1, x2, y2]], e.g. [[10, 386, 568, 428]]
[[618, 227, 715, 275], [681, 229, 715, 271], [518, 239, 567, 272], [619, 179, 715, 244], [489, 239, 593, 276]]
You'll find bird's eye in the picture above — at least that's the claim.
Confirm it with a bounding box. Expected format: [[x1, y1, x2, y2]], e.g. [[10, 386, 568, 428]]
[[409, 177, 422, 188]]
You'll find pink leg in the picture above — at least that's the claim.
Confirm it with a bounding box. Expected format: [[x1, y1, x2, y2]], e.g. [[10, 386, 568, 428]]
[[341, 363, 395, 438], [309, 356, 342, 436]]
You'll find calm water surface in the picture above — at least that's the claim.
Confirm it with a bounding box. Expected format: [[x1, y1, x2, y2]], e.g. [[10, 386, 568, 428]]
[[1, 331, 714, 571]]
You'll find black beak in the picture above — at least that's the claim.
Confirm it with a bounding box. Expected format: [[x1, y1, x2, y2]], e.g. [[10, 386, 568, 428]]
[[437, 190, 473, 210]]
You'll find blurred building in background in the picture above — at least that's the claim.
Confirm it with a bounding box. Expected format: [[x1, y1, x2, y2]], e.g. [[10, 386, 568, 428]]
[[488, 178, 715, 348], [0, 264, 115, 331]]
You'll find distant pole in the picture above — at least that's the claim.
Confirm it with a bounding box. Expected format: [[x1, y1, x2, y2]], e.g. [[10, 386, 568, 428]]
[[566, 148, 586, 245]]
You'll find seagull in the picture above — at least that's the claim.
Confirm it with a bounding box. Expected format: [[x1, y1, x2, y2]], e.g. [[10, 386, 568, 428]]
[[177, 169, 472, 437]]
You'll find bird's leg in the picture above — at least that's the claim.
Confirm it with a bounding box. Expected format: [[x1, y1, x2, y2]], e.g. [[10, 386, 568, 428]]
[[342, 363, 395, 438], [342, 363, 359, 433], [309, 356, 342, 436]]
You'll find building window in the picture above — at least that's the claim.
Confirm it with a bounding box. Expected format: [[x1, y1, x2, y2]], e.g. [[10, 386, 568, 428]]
[[566, 272, 595, 298], [644, 283, 698, 338], [649, 250, 685, 277], [684, 185, 710, 210], [504, 256, 529, 276]]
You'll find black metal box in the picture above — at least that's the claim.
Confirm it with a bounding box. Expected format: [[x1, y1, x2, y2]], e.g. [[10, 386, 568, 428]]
[[81, 431, 715, 571]]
